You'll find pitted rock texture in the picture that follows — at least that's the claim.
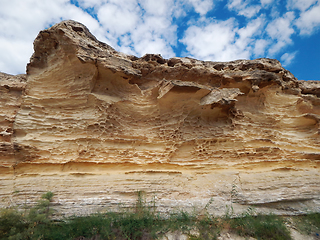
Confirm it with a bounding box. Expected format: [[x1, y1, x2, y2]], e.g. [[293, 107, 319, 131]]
[[0, 73, 26, 169], [0, 20, 320, 216]]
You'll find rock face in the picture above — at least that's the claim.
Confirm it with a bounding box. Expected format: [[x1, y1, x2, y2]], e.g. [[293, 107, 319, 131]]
[[1, 20, 320, 216], [0, 73, 26, 168]]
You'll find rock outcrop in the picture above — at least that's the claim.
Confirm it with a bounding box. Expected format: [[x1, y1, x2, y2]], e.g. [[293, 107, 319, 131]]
[[0, 20, 320, 216]]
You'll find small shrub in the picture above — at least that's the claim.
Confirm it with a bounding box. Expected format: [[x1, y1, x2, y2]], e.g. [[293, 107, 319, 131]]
[[0, 208, 27, 239], [65, 214, 113, 239], [41, 191, 54, 202], [230, 212, 292, 240], [165, 211, 220, 240], [28, 191, 55, 225], [294, 212, 320, 236], [195, 215, 220, 240]]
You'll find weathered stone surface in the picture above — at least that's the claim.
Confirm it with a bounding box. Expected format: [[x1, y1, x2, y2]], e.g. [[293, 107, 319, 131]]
[[0, 73, 26, 169], [0, 20, 320, 216]]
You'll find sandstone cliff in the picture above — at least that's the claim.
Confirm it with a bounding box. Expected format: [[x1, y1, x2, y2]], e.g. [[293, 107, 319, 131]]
[[0, 20, 320, 216]]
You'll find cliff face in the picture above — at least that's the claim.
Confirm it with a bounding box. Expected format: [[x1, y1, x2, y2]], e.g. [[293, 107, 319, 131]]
[[1, 20, 320, 216], [0, 73, 26, 168]]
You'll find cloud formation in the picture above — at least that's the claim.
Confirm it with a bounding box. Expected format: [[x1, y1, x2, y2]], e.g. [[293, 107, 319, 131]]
[[266, 11, 295, 55], [295, 2, 320, 35], [281, 51, 297, 66], [0, 0, 99, 74], [0, 0, 319, 76], [227, 0, 261, 18]]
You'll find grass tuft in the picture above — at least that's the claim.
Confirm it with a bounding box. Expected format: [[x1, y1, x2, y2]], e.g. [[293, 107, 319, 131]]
[[1, 191, 319, 240], [229, 210, 292, 240], [294, 212, 320, 236]]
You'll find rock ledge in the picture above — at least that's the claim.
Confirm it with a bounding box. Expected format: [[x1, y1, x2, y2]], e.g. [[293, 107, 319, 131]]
[[0, 20, 319, 216]]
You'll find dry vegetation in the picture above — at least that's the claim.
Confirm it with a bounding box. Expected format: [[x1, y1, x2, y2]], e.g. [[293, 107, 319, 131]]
[[0, 191, 319, 240]]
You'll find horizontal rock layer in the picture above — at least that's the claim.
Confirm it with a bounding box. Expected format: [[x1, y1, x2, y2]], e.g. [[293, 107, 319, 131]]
[[0, 20, 320, 216]]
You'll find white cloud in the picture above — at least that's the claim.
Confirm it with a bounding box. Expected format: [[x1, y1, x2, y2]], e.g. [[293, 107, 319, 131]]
[[260, 0, 274, 6], [0, 38, 33, 75], [227, 0, 261, 18], [295, 2, 320, 35], [0, 0, 318, 75], [286, 0, 318, 12], [236, 17, 264, 45], [266, 12, 295, 40], [266, 12, 295, 55], [280, 51, 297, 66], [140, 0, 174, 16], [181, 19, 239, 61], [97, 2, 140, 36], [76, 0, 103, 8], [181, 16, 268, 62], [0, 0, 102, 74], [253, 39, 270, 56], [129, 14, 177, 57], [187, 0, 214, 15], [94, 0, 179, 58]]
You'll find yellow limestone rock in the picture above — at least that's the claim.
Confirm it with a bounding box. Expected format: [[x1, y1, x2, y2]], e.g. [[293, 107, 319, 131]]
[[0, 20, 320, 216]]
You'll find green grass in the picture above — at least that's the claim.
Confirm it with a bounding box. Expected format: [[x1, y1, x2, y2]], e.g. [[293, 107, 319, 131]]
[[293, 212, 320, 236], [0, 191, 220, 240], [229, 212, 292, 240], [0, 191, 319, 240]]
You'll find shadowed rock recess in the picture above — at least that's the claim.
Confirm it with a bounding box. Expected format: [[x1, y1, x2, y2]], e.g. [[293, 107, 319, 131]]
[[1, 20, 320, 216]]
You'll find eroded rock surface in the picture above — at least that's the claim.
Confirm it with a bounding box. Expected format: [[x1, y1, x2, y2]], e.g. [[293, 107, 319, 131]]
[[0, 73, 26, 168], [0, 20, 320, 216]]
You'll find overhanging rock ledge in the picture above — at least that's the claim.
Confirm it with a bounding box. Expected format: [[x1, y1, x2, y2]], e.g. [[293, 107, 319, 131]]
[[0, 20, 319, 216]]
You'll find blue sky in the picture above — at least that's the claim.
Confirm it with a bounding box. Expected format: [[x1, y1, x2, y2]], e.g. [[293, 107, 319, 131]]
[[0, 0, 319, 80]]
